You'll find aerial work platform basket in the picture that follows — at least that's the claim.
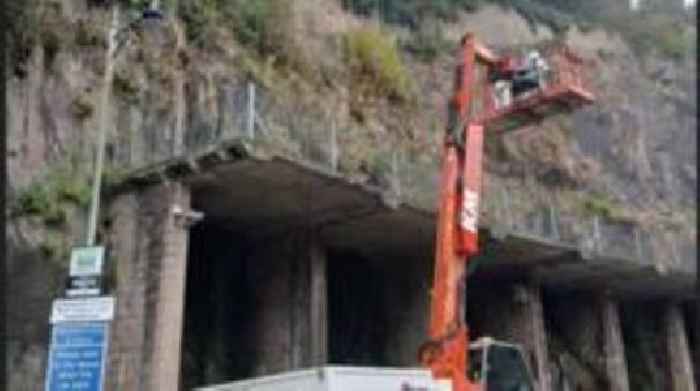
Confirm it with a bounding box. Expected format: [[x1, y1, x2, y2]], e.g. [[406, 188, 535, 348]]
[[474, 43, 595, 133]]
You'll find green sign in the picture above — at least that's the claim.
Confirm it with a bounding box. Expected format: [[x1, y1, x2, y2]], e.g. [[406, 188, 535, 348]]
[[69, 247, 104, 277]]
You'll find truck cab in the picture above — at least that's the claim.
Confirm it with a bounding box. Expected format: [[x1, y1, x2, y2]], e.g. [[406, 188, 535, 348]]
[[468, 337, 536, 391]]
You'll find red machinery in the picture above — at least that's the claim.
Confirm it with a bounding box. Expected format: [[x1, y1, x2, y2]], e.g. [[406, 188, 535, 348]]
[[418, 33, 594, 391]]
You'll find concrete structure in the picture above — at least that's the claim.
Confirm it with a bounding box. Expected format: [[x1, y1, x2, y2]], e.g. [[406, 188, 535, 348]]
[[102, 139, 697, 390], [105, 182, 192, 390], [665, 304, 696, 391], [601, 297, 630, 391]]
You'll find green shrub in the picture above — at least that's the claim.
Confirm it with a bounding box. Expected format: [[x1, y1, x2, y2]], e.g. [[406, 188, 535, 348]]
[[14, 164, 91, 226], [56, 174, 92, 206], [402, 18, 452, 62], [654, 24, 692, 59], [39, 232, 69, 262], [496, 0, 694, 59], [75, 19, 103, 47], [178, 0, 222, 45], [580, 193, 632, 222], [71, 94, 94, 120], [492, 0, 574, 33], [15, 183, 69, 226], [117, 0, 150, 10], [345, 27, 413, 102], [41, 28, 61, 69], [16, 184, 53, 216], [227, 1, 275, 51], [113, 72, 141, 101], [582, 196, 614, 219], [102, 166, 130, 189], [341, 0, 483, 29], [178, 0, 291, 56], [43, 206, 68, 226]]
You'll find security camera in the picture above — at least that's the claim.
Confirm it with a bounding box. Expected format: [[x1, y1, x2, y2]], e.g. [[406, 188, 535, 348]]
[[172, 205, 204, 226]]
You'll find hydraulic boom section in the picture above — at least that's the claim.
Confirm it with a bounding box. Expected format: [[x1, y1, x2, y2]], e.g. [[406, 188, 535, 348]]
[[419, 33, 594, 391]]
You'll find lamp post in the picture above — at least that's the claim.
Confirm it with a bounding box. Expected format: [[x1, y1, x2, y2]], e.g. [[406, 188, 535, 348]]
[[85, 4, 163, 246]]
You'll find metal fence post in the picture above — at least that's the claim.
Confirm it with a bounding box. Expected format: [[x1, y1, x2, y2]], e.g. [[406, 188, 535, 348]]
[[330, 119, 338, 172], [669, 234, 681, 270], [633, 226, 644, 263], [392, 150, 401, 198], [501, 188, 514, 229], [593, 215, 602, 255], [549, 205, 560, 241], [247, 82, 256, 139]]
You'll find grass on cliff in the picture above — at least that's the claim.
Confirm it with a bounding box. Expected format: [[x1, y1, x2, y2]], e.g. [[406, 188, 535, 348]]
[[345, 27, 414, 103], [13, 162, 92, 227], [342, 0, 695, 60], [341, 0, 482, 28], [579, 193, 636, 223]]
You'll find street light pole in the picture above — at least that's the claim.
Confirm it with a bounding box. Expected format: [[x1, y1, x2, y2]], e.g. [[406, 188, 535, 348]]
[[84, 4, 164, 247], [85, 6, 119, 246]]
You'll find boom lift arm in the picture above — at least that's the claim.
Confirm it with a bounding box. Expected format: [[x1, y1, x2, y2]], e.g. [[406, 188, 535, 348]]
[[418, 33, 594, 391]]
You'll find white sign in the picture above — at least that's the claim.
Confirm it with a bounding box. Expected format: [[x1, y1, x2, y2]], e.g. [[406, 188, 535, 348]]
[[50, 297, 115, 323], [70, 247, 105, 277], [66, 288, 101, 298], [460, 190, 479, 233]]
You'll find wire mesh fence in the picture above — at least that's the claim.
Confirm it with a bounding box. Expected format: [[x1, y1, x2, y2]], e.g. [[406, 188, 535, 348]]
[[107, 79, 696, 277]]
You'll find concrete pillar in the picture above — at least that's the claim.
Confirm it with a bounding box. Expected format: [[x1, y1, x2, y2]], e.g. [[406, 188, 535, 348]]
[[145, 182, 192, 391], [106, 192, 147, 391], [547, 295, 601, 390], [546, 293, 630, 390], [105, 182, 193, 391], [666, 303, 696, 391], [513, 282, 551, 391], [601, 297, 630, 391], [309, 238, 328, 366], [691, 304, 700, 390], [248, 230, 328, 376]]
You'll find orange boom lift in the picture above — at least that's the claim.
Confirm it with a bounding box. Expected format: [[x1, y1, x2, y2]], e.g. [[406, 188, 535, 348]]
[[418, 33, 594, 391]]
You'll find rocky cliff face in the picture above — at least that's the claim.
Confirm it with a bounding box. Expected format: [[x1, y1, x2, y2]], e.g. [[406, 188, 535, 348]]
[[6, 1, 696, 389]]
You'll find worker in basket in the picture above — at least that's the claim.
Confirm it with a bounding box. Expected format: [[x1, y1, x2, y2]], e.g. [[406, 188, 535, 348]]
[[490, 49, 551, 108], [512, 50, 550, 97]]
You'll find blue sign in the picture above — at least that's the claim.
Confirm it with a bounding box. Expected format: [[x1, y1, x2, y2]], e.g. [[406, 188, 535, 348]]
[[45, 322, 109, 391]]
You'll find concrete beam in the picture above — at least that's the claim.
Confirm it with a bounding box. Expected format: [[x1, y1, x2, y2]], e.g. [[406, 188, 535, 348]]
[[665, 303, 696, 391], [114, 145, 695, 299]]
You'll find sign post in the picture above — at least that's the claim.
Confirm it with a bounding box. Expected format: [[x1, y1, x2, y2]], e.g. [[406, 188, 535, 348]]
[[45, 246, 114, 391], [45, 322, 110, 391], [66, 247, 105, 298]]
